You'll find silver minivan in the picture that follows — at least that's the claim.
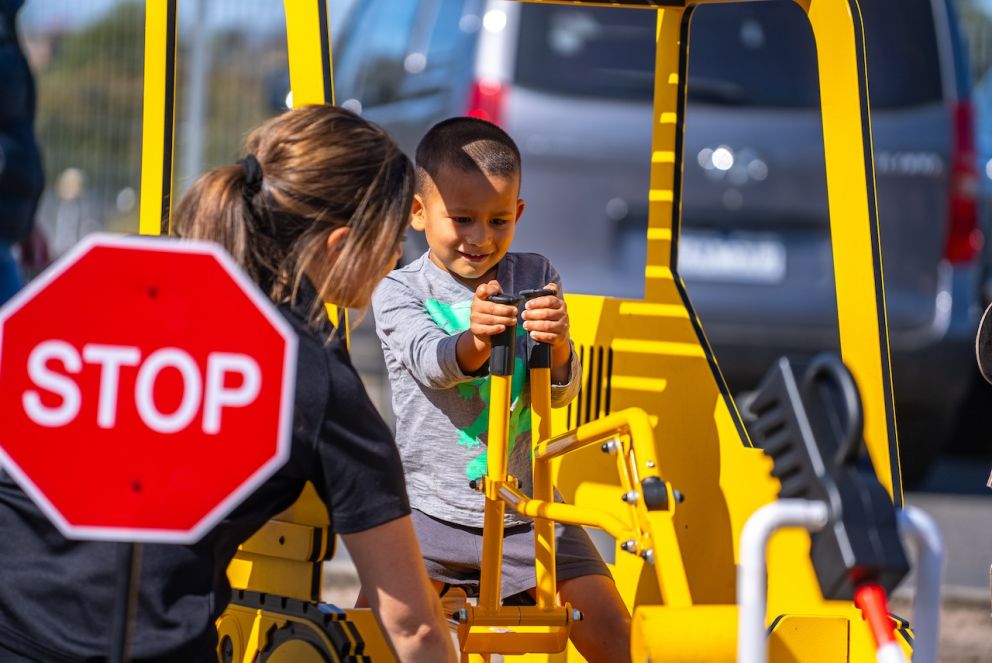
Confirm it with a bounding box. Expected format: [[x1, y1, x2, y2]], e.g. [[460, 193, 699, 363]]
[[330, 0, 983, 484]]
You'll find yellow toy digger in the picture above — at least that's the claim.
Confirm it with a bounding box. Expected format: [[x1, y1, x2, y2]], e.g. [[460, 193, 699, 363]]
[[137, 1, 944, 661]]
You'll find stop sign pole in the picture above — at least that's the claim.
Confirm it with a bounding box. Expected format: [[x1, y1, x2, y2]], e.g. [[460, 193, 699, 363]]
[[0, 233, 297, 660]]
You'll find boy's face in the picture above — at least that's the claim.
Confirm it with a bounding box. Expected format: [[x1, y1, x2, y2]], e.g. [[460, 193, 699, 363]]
[[412, 164, 525, 288]]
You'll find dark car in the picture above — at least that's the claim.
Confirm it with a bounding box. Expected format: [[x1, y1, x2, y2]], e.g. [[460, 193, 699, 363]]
[[327, 0, 983, 484]]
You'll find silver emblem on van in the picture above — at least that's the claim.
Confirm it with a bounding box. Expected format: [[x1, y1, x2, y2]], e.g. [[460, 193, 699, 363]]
[[874, 151, 943, 177]]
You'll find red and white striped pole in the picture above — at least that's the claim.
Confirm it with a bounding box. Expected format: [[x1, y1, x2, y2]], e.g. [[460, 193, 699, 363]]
[[853, 582, 906, 663]]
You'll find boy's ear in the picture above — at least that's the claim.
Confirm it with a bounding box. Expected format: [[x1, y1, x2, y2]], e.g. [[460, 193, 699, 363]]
[[411, 194, 427, 232], [515, 198, 526, 222]]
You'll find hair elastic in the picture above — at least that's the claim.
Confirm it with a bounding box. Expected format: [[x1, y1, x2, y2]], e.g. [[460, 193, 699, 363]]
[[238, 154, 264, 204]]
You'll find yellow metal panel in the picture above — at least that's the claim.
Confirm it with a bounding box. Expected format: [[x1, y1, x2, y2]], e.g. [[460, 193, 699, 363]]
[[805, 0, 902, 502], [631, 606, 738, 662], [138, 0, 176, 237], [611, 338, 705, 357], [236, 519, 323, 561], [225, 553, 318, 601], [769, 615, 850, 662], [226, 557, 253, 590], [464, 627, 569, 656], [284, 0, 335, 106], [272, 482, 331, 531]]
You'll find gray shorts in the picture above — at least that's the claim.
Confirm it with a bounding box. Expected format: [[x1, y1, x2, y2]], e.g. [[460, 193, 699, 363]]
[[410, 509, 612, 600]]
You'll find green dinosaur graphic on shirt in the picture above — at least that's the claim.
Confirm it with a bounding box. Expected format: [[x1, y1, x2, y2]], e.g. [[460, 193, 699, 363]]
[[424, 298, 531, 480]]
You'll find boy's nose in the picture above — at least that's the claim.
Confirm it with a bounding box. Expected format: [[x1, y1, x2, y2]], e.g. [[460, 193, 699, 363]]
[[463, 226, 489, 247]]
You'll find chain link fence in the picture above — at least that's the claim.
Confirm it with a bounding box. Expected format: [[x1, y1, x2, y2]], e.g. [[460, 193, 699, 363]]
[[17, 0, 357, 257]]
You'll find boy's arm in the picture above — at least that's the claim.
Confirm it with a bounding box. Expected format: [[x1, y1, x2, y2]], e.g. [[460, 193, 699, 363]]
[[372, 277, 479, 390]]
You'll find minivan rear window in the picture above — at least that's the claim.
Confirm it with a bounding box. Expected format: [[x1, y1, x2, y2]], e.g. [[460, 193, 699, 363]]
[[515, 0, 944, 109], [515, 5, 656, 101], [689, 0, 943, 109]]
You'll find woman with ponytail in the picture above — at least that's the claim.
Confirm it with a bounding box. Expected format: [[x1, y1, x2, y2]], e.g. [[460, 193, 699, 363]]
[[0, 105, 456, 662]]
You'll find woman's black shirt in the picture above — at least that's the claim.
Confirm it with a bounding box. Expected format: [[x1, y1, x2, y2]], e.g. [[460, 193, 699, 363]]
[[0, 281, 410, 661]]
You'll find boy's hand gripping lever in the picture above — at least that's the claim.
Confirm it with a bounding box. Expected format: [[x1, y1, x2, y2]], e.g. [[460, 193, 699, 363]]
[[740, 354, 912, 663]]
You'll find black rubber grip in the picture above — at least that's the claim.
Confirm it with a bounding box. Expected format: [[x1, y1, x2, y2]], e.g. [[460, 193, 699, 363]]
[[520, 289, 555, 368], [528, 341, 551, 369], [489, 294, 521, 376]]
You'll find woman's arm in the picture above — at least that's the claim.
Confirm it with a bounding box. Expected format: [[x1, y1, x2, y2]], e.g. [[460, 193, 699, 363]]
[[341, 517, 457, 662]]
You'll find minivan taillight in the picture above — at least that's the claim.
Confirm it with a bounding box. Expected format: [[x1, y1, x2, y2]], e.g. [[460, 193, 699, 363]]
[[944, 101, 983, 263], [467, 79, 505, 126]]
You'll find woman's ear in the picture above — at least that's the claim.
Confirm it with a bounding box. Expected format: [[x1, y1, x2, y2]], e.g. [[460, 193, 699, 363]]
[[410, 194, 426, 232], [326, 226, 351, 254]]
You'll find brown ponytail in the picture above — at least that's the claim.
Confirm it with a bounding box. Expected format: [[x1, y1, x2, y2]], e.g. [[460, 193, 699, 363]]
[[172, 104, 413, 321]]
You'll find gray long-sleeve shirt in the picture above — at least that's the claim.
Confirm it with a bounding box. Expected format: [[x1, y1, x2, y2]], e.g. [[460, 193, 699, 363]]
[[371, 251, 581, 527]]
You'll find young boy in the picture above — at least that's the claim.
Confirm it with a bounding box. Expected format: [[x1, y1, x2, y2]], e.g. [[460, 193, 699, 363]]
[[371, 117, 631, 662]]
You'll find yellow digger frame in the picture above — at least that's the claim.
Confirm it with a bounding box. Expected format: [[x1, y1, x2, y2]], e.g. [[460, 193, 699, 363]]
[[138, 1, 906, 661]]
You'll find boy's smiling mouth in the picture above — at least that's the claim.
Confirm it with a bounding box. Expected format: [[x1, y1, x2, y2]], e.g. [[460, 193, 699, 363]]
[[458, 251, 490, 262]]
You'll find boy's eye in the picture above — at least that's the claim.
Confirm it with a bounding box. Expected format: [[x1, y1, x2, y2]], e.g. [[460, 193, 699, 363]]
[[490, 218, 509, 227], [452, 216, 472, 224]]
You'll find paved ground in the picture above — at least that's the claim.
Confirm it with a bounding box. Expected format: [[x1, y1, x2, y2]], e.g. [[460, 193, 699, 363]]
[[889, 595, 989, 663]]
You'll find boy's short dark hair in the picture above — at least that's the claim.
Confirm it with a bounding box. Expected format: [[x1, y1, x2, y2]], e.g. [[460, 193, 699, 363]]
[[415, 117, 521, 193]]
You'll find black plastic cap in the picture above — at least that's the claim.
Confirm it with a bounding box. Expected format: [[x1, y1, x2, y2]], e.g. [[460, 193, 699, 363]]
[[641, 476, 669, 511]]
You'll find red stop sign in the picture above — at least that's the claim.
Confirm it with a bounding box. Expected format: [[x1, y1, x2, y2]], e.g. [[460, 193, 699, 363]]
[[0, 234, 296, 543]]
